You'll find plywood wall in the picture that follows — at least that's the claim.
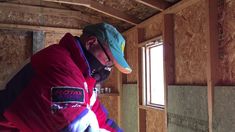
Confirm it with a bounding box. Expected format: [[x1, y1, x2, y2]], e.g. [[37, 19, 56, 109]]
[[123, 14, 164, 83], [99, 95, 119, 124], [139, 15, 163, 41], [0, 29, 32, 88], [219, 0, 235, 84], [174, 0, 207, 85], [123, 29, 138, 83], [146, 108, 165, 132], [44, 32, 66, 47], [101, 67, 119, 93]]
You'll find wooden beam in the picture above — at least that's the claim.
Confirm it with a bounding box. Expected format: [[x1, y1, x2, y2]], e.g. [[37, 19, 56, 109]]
[[135, 0, 171, 11], [44, 0, 90, 7], [7, 0, 70, 9], [205, 0, 219, 132], [43, 0, 141, 25], [0, 3, 101, 24], [163, 14, 175, 132], [139, 108, 147, 132], [164, 0, 201, 14], [0, 23, 82, 34], [117, 70, 122, 126]]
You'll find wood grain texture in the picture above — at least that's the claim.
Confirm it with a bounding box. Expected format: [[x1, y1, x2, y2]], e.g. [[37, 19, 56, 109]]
[[99, 95, 119, 124], [174, 0, 207, 85], [218, 0, 235, 84], [0, 29, 32, 88], [123, 29, 138, 83], [101, 67, 119, 93], [0, 3, 88, 29], [146, 108, 165, 132], [140, 15, 163, 41], [44, 32, 66, 47]]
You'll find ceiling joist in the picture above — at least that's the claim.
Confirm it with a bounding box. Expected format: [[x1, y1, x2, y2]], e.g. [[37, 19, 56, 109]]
[[0, 3, 102, 24], [43, 0, 141, 25], [0, 23, 82, 34], [135, 0, 171, 11]]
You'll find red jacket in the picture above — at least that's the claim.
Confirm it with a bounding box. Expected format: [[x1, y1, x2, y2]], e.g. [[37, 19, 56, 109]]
[[1, 33, 122, 132]]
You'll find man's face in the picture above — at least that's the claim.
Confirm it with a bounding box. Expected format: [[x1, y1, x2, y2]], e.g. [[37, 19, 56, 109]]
[[85, 36, 114, 70], [84, 36, 113, 82]]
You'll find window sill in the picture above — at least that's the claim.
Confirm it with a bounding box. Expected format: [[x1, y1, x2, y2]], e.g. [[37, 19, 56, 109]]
[[139, 105, 165, 111]]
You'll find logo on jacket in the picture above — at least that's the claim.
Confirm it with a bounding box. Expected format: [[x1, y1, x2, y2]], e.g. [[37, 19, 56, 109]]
[[51, 86, 85, 103]]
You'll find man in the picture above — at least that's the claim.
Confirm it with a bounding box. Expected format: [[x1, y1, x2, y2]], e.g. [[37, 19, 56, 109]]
[[0, 23, 131, 131]]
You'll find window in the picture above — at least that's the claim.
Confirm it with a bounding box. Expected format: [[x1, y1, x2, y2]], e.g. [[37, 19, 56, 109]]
[[142, 37, 165, 108]]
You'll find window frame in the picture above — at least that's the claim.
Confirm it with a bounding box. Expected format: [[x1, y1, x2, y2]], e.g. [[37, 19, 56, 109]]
[[141, 36, 165, 109]]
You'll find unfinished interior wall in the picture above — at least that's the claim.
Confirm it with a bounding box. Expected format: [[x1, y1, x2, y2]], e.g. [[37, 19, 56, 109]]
[[174, 0, 207, 85], [123, 29, 138, 83], [146, 109, 165, 132], [213, 86, 235, 132], [212, 1, 235, 131], [102, 67, 119, 93], [121, 84, 138, 132], [99, 95, 119, 123], [44, 32, 67, 47], [219, 0, 235, 84], [123, 13, 165, 132], [168, 86, 208, 132], [0, 29, 32, 89], [139, 15, 163, 41]]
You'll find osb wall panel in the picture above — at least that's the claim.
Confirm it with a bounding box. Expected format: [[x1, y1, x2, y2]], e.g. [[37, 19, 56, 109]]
[[219, 0, 235, 84], [123, 29, 138, 83], [0, 30, 32, 88], [140, 15, 163, 41], [44, 32, 66, 47], [174, 0, 207, 85], [99, 96, 119, 124], [0, 7, 86, 29], [146, 109, 165, 132], [102, 68, 119, 93]]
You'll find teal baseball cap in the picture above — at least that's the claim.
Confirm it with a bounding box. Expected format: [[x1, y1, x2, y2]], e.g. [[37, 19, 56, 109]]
[[83, 23, 132, 74]]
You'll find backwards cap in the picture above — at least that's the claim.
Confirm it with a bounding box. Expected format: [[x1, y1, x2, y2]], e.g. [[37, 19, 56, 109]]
[[83, 23, 132, 74]]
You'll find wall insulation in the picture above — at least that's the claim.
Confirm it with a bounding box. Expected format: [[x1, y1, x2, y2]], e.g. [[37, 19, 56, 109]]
[[121, 84, 138, 132], [213, 86, 235, 132], [168, 85, 208, 132]]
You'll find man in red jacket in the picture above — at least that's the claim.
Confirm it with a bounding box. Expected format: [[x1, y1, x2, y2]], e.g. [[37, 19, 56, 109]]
[[0, 23, 131, 131]]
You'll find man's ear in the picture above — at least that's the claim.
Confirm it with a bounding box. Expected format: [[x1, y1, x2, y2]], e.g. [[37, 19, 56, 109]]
[[85, 36, 98, 50]]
